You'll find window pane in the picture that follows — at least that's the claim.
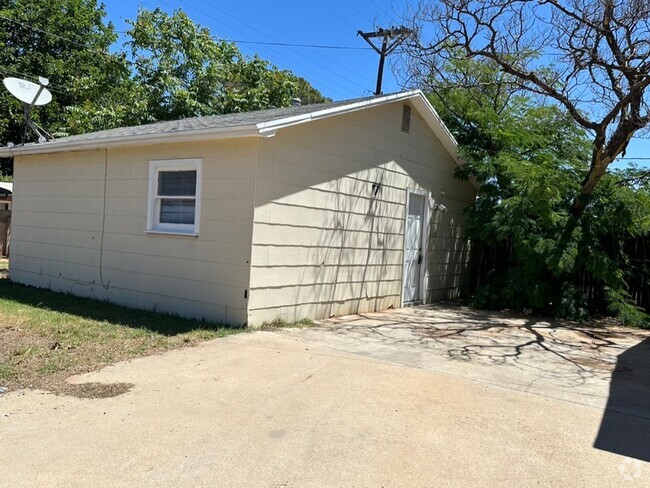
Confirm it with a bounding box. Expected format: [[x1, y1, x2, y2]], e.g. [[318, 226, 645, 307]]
[[160, 199, 195, 225], [158, 170, 196, 196]]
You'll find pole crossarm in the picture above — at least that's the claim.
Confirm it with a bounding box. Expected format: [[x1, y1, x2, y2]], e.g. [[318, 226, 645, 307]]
[[358, 26, 413, 95]]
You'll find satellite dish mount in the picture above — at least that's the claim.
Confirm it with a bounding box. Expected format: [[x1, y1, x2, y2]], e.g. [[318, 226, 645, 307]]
[[3, 76, 54, 144]]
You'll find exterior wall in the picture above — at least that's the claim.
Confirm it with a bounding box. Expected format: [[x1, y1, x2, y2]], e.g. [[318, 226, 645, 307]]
[[10, 139, 257, 325], [248, 102, 476, 324]]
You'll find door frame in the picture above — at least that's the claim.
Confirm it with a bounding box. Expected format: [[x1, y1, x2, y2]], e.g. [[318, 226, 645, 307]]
[[401, 188, 430, 307]]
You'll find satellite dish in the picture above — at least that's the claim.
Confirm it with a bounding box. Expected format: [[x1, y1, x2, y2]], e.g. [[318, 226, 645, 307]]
[[2, 76, 53, 144], [3, 77, 52, 106]]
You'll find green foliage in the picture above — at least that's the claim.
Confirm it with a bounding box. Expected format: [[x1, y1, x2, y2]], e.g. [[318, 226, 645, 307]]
[[0, 0, 125, 173], [430, 57, 650, 326], [290, 76, 330, 105], [124, 8, 327, 119], [0, 3, 327, 173]]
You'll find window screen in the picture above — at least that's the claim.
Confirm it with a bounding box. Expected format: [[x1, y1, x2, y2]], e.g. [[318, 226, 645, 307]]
[[158, 170, 197, 196], [157, 171, 197, 225]]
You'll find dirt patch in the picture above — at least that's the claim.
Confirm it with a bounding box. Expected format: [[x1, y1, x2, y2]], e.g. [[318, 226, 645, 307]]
[[414, 323, 511, 339], [60, 382, 134, 399], [570, 355, 617, 372]]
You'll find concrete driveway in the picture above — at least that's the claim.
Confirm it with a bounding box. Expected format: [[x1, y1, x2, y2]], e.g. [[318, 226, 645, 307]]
[[1, 305, 648, 487]]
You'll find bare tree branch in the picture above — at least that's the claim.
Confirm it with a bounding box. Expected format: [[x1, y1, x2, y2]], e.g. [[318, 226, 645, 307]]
[[404, 0, 650, 216]]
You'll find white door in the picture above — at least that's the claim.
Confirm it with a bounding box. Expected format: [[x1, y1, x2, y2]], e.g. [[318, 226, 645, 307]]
[[403, 193, 425, 303]]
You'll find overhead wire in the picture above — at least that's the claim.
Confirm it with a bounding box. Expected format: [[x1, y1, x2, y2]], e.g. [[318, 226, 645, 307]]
[[341, 0, 376, 26], [225, 40, 371, 50], [0, 15, 120, 63], [315, 0, 360, 32], [366, 0, 401, 25], [2, 9, 355, 99], [206, 0, 372, 85], [157, 0, 352, 98], [0, 68, 67, 96], [183, 0, 368, 95]]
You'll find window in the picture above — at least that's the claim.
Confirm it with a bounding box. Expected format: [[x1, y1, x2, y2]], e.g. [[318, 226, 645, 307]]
[[147, 159, 202, 235]]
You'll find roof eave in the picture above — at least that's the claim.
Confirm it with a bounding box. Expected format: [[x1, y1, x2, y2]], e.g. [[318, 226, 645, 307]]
[[0, 124, 261, 157], [0, 91, 478, 191], [256, 90, 422, 134]]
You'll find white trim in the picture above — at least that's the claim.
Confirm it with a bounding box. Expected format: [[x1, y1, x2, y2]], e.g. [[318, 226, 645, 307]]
[[1, 126, 260, 156], [145, 230, 198, 238], [256, 90, 423, 135], [0, 91, 468, 178], [147, 158, 202, 236], [401, 187, 430, 307]]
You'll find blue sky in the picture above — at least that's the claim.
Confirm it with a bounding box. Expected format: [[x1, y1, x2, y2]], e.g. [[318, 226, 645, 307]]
[[101, 0, 648, 168]]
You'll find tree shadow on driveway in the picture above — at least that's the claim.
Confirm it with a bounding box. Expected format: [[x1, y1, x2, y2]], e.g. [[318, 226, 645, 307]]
[[593, 337, 650, 462], [307, 305, 650, 461]]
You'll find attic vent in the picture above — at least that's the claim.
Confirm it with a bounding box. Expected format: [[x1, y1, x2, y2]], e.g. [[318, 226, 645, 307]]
[[401, 104, 412, 133]]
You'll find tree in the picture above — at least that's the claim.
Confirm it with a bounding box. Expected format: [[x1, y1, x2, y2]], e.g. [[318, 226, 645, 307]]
[[125, 8, 327, 120], [0, 0, 126, 173], [290, 76, 330, 105], [428, 57, 650, 325], [405, 0, 650, 216], [0, 4, 327, 175]]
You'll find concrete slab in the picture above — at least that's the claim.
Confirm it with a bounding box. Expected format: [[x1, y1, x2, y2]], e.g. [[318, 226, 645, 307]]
[[278, 305, 650, 413], [1, 306, 648, 487]]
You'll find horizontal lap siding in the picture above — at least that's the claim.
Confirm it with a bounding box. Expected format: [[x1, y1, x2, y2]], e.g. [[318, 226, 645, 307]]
[[11, 139, 257, 325], [248, 103, 476, 324]]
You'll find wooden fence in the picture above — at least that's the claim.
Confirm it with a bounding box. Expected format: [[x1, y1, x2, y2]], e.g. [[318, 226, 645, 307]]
[[470, 235, 650, 313], [0, 209, 10, 257]]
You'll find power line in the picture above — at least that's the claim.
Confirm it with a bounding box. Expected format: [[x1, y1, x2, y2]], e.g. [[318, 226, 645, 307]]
[[342, 0, 376, 26], [0, 15, 89, 48], [316, 0, 359, 32], [217, 39, 371, 51], [0, 69, 67, 96], [2, 7, 357, 99], [170, 0, 362, 96], [366, 0, 400, 24], [161, 0, 349, 97], [188, 0, 368, 93], [204, 0, 372, 84], [0, 15, 117, 63]]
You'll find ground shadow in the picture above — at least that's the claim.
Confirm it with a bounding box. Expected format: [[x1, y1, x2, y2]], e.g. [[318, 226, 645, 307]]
[[0, 276, 236, 336], [594, 337, 650, 462]]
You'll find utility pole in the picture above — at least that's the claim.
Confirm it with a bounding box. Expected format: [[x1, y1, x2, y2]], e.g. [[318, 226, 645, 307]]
[[358, 26, 413, 95]]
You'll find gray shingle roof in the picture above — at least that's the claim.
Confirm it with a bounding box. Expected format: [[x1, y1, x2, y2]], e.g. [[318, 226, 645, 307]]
[[43, 95, 380, 147], [0, 91, 433, 157]]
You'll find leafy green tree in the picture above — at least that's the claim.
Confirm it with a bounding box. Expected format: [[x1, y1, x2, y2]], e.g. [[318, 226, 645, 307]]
[[429, 58, 650, 326], [0, 0, 126, 173], [290, 76, 330, 105], [0, 4, 327, 175], [125, 8, 327, 119]]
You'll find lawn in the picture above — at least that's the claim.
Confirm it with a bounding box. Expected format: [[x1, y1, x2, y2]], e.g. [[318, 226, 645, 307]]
[[0, 259, 242, 397]]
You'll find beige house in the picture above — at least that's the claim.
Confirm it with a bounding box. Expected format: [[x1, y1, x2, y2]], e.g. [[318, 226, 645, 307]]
[[0, 91, 476, 326]]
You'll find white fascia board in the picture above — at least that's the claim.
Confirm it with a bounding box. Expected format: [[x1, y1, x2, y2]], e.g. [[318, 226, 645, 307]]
[[0, 90, 476, 191], [0, 124, 260, 157], [256, 90, 422, 135]]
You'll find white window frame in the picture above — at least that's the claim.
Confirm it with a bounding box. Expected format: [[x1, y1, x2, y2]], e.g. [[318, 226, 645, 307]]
[[147, 158, 202, 236]]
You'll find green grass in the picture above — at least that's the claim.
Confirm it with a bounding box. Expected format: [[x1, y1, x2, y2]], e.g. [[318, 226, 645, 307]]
[[0, 259, 243, 396]]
